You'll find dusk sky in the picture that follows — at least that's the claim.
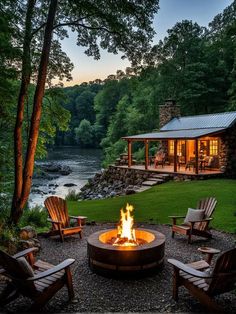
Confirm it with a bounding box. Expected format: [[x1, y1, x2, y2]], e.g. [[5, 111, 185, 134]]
[[60, 0, 233, 86]]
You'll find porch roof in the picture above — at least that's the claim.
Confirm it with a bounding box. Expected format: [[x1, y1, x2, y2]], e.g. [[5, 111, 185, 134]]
[[122, 127, 226, 141], [161, 111, 236, 131]]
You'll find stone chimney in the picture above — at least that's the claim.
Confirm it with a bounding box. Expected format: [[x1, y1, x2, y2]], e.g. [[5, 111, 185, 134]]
[[159, 99, 181, 129]]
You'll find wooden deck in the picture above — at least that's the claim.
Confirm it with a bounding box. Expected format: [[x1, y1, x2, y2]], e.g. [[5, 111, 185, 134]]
[[115, 164, 223, 176]]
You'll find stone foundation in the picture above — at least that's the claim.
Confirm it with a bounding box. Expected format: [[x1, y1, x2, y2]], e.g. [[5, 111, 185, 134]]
[[79, 166, 223, 200], [79, 166, 151, 200], [220, 124, 236, 177]]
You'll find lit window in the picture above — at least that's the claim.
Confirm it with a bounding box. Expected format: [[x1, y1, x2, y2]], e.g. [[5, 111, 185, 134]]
[[209, 139, 218, 156], [169, 140, 174, 155], [177, 140, 185, 156]]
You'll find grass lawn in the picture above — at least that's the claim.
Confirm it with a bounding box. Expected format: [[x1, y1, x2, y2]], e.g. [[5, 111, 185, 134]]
[[67, 179, 236, 234]]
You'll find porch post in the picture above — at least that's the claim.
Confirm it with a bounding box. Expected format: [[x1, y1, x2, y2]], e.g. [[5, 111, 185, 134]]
[[195, 139, 199, 174], [174, 139, 177, 172], [128, 140, 132, 168], [145, 140, 149, 170]]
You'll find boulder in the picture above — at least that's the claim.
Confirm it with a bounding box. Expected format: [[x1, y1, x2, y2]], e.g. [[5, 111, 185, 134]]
[[20, 226, 37, 240], [19, 238, 41, 251], [60, 165, 72, 175], [63, 183, 77, 187]]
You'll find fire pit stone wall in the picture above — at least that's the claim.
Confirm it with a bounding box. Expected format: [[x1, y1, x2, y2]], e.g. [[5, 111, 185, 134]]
[[87, 228, 165, 277]]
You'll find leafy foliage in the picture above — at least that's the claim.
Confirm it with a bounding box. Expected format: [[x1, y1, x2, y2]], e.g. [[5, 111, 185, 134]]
[[20, 206, 48, 229], [75, 119, 94, 147], [65, 190, 81, 201]]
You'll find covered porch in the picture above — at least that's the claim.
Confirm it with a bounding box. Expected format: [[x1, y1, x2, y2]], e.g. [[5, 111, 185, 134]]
[[122, 128, 225, 175], [116, 164, 223, 176]]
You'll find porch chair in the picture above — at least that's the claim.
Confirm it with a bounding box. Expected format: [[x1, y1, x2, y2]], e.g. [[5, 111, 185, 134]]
[[168, 247, 236, 312], [0, 247, 75, 311], [204, 156, 220, 170], [154, 151, 166, 168], [169, 197, 217, 243], [44, 196, 87, 242]]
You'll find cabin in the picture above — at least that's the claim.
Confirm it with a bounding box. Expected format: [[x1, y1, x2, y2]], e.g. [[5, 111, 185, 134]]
[[122, 100, 236, 176]]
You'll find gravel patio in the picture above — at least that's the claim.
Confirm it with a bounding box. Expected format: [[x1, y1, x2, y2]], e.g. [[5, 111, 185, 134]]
[[1, 223, 236, 313]]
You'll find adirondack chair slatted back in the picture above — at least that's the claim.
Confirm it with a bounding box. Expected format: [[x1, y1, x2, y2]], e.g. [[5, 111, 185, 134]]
[[44, 196, 70, 229], [194, 197, 217, 231], [0, 250, 36, 292], [208, 248, 236, 295]]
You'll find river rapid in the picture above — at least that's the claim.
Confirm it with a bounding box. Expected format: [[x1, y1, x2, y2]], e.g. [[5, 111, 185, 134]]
[[30, 147, 102, 207]]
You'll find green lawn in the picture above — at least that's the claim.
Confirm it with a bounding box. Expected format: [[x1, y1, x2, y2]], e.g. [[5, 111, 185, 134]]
[[68, 179, 236, 233]]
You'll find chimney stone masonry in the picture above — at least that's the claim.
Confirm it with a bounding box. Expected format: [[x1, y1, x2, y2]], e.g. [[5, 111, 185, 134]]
[[159, 99, 181, 129]]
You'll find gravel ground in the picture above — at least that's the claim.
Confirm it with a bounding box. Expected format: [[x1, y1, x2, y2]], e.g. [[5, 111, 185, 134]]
[[1, 223, 236, 313]]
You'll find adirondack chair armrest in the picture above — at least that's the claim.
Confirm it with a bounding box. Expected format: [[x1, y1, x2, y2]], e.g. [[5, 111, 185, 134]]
[[27, 258, 75, 281], [69, 215, 87, 226], [13, 247, 38, 259], [168, 258, 213, 279], [47, 218, 62, 225], [169, 215, 186, 225]]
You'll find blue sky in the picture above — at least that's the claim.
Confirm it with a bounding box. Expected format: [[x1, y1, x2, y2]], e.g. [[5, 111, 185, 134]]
[[60, 0, 233, 86]]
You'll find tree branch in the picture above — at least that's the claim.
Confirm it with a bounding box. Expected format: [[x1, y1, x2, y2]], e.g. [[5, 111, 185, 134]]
[[53, 21, 122, 37]]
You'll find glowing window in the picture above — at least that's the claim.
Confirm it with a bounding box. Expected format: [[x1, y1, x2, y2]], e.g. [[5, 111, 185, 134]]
[[169, 140, 174, 155], [177, 140, 186, 156], [209, 139, 218, 156]]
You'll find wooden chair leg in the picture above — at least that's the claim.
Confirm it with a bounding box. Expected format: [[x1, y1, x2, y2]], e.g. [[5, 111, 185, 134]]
[[30, 282, 63, 311], [187, 284, 224, 313], [79, 230, 82, 239], [173, 267, 180, 301], [59, 230, 64, 242], [65, 267, 75, 300], [188, 232, 192, 244], [172, 230, 175, 238]]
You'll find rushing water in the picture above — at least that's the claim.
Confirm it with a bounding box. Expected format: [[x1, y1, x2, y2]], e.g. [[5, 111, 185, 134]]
[[30, 147, 103, 207]]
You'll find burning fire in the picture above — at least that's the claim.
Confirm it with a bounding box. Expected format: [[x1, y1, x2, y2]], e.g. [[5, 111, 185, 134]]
[[113, 203, 138, 246]]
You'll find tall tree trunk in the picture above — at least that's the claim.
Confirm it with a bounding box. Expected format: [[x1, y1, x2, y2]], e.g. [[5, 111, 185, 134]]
[[11, 0, 58, 224], [11, 0, 36, 218]]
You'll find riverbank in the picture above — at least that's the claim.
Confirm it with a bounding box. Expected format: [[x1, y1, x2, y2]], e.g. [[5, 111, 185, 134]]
[[30, 147, 102, 207]]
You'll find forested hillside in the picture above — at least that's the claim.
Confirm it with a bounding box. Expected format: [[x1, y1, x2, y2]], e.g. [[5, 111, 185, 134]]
[[1, 1, 236, 177], [55, 1, 236, 165]]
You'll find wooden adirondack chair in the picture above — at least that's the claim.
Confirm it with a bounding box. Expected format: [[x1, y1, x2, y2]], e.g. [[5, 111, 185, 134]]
[[168, 247, 236, 312], [170, 197, 217, 243], [0, 247, 75, 311], [44, 196, 87, 242]]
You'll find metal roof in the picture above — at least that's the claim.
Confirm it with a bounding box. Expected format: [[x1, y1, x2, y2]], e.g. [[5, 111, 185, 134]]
[[122, 128, 226, 140], [161, 111, 236, 131]]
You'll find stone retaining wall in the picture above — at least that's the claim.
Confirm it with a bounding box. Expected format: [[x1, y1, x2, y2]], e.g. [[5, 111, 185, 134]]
[[79, 166, 224, 200], [79, 166, 151, 200]]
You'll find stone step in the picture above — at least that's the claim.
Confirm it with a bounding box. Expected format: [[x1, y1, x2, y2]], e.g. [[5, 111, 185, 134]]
[[150, 174, 169, 179], [159, 173, 171, 178], [147, 178, 165, 183], [134, 186, 151, 193], [142, 180, 160, 186]]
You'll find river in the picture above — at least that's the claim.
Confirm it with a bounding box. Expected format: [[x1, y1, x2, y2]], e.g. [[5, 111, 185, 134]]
[[30, 147, 103, 207]]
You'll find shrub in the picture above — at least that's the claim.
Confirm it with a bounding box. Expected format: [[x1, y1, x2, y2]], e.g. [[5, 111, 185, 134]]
[[0, 194, 19, 253], [20, 205, 48, 228], [65, 189, 81, 201], [0, 193, 11, 223]]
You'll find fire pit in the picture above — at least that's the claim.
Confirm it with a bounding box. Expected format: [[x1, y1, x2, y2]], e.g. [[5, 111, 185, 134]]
[[87, 204, 165, 277]]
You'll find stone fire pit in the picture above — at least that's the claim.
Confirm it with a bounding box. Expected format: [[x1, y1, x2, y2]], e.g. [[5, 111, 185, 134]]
[[87, 228, 165, 277]]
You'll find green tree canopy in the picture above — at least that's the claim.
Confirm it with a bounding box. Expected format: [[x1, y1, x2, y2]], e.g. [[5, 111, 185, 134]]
[[75, 119, 94, 147]]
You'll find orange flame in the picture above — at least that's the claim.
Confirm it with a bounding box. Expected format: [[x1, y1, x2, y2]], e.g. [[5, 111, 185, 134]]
[[113, 203, 138, 246]]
